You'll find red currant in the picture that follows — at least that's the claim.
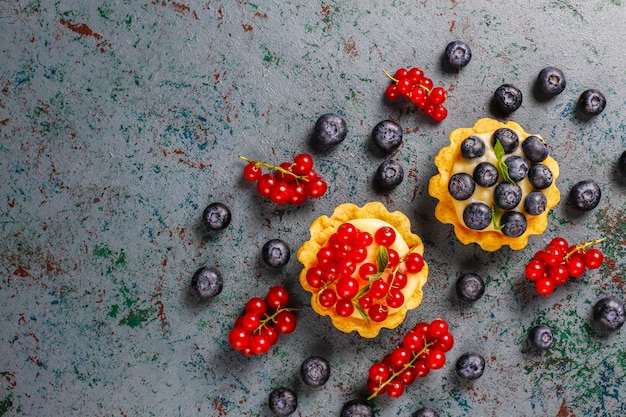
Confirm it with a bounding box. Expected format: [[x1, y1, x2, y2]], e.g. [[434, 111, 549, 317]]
[[368, 304, 388, 322], [289, 182, 308, 206], [425, 349, 446, 370], [357, 231, 373, 247], [387, 248, 399, 267], [274, 310, 297, 334], [336, 276, 359, 299], [292, 153, 314, 175], [318, 288, 337, 307], [358, 263, 377, 281], [429, 87, 447, 105], [432, 105, 448, 122], [385, 380, 405, 398], [245, 297, 267, 316], [393, 68, 408, 79], [276, 162, 296, 183], [306, 177, 327, 198], [369, 279, 389, 299], [390, 347, 411, 369], [543, 246, 565, 266], [256, 174, 276, 198], [358, 293, 373, 310], [405, 252, 425, 273], [567, 257, 586, 278], [266, 286, 290, 309], [413, 359, 430, 378], [335, 299, 354, 317], [584, 248, 604, 269], [243, 162, 262, 181], [432, 331, 455, 352], [369, 362, 390, 383], [385, 83, 400, 100], [427, 319, 449, 339], [228, 327, 251, 350], [352, 246, 368, 263], [241, 312, 261, 332], [390, 271, 408, 289], [525, 259, 545, 281], [535, 277, 555, 296], [385, 288, 405, 309], [261, 324, 279, 346], [398, 367, 417, 386], [407, 67, 424, 84], [549, 237, 569, 251], [375, 226, 396, 247], [402, 331, 424, 352], [420, 77, 433, 91], [337, 222, 358, 243], [249, 333, 271, 355], [547, 264, 569, 286], [269, 181, 292, 204], [397, 78, 412, 95]]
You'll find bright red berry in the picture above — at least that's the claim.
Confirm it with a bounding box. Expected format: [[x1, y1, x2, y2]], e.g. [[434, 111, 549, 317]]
[[535, 277, 555, 296], [266, 286, 290, 309], [274, 310, 297, 334], [243, 162, 262, 181], [525, 259, 545, 281], [584, 248, 604, 269], [292, 153, 314, 175], [429, 87, 447, 105], [375, 226, 396, 247]]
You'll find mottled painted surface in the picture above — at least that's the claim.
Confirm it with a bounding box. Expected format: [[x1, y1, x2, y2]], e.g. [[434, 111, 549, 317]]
[[1, 1, 625, 416]]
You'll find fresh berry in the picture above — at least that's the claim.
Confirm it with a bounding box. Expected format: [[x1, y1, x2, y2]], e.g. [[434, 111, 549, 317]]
[[383, 68, 448, 121], [448, 173, 475, 200], [412, 407, 440, 417], [528, 325, 554, 350], [268, 387, 297, 416], [536, 67, 566, 97], [340, 399, 374, 417], [524, 191, 547, 215], [593, 296, 626, 331], [460, 135, 486, 159], [463, 202, 492, 230], [499, 211, 527, 237], [445, 40, 472, 69], [456, 273, 485, 302], [190, 266, 223, 300], [522, 135, 549, 163], [492, 128, 519, 153], [577, 89, 606, 117], [202, 202, 231, 231], [372, 120, 403, 153], [504, 156, 529, 181], [473, 162, 499, 187], [455, 352, 485, 380], [493, 84, 523, 114], [619, 150, 626, 176], [266, 286, 290, 310], [569, 180, 601, 210], [528, 164, 554, 189], [313, 113, 348, 149], [262, 239, 291, 268], [494, 183, 522, 210], [375, 159, 404, 190], [300, 356, 330, 387]]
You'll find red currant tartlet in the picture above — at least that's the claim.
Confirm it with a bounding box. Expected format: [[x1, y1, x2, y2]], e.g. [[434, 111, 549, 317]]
[[297, 202, 428, 338]]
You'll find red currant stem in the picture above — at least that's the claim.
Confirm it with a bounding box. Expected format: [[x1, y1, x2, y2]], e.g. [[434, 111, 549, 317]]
[[564, 237, 607, 260], [255, 307, 299, 334], [382, 69, 399, 83], [238, 156, 308, 182], [367, 339, 436, 400]]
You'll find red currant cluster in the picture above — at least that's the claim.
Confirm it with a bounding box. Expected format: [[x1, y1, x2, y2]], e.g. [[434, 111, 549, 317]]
[[240, 153, 328, 205], [306, 222, 425, 322], [525, 237, 606, 296], [366, 319, 454, 399], [384, 68, 448, 122], [228, 286, 297, 356]]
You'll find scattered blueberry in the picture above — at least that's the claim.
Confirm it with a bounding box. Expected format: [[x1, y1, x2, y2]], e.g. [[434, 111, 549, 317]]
[[569, 180, 601, 210], [577, 89, 606, 117], [375, 159, 404, 190], [268, 387, 298, 416], [372, 120, 403, 153], [618, 150, 626, 176], [460, 135, 486, 159], [448, 173, 475, 200], [528, 164, 553, 190], [473, 162, 499, 187], [593, 296, 626, 331], [522, 136, 549, 163], [456, 273, 485, 302], [528, 325, 554, 350], [536, 67, 567, 97], [524, 191, 547, 215], [340, 399, 373, 417], [262, 239, 291, 268], [411, 407, 440, 417], [504, 156, 529, 182], [300, 356, 330, 387], [493, 84, 523, 114], [494, 183, 522, 210], [492, 128, 519, 154], [463, 202, 492, 230], [190, 266, 223, 300], [500, 211, 527, 237], [455, 352, 485, 380], [202, 202, 231, 231], [444, 40, 472, 69], [314, 113, 348, 149]]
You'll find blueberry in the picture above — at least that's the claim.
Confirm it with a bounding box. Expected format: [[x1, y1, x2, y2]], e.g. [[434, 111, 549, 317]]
[[492, 128, 519, 154], [202, 202, 231, 231], [536, 67, 566, 97], [494, 183, 522, 210], [524, 191, 547, 215], [375, 159, 404, 189], [455, 352, 485, 380], [445, 40, 472, 69], [473, 162, 499, 187], [372, 120, 403, 153], [300, 356, 330, 387], [190, 266, 223, 300], [593, 296, 626, 331], [619, 150, 626, 176], [460, 135, 486, 159], [493, 84, 523, 114], [504, 156, 529, 182], [522, 135, 549, 163], [262, 239, 291, 268], [448, 173, 475, 200], [577, 89, 606, 117], [569, 180, 601, 210], [411, 407, 440, 417], [268, 387, 297, 416], [528, 325, 554, 350], [314, 113, 348, 149], [456, 273, 485, 302], [340, 399, 373, 417], [463, 202, 492, 230], [528, 164, 553, 189], [500, 211, 527, 237]]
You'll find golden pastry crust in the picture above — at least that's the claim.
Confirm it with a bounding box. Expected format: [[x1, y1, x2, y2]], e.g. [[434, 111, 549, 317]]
[[428, 118, 560, 251], [297, 202, 428, 338]]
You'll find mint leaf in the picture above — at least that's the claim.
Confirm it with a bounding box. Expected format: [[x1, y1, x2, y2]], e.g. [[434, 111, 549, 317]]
[[368, 245, 389, 283], [494, 139, 505, 160], [494, 139, 515, 184], [355, 303, 370, 324], [492, 206, 504, 230]]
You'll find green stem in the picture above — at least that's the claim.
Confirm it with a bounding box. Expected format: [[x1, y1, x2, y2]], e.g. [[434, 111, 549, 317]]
[[238, 155, 308, 182]]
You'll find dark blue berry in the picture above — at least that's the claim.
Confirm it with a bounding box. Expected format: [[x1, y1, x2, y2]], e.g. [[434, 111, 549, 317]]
[[619, 150, 626, 176], [412, 407, 440, 417], [569, 180, 601, 210], [524, 191, 547, 215], [460, 135, 486, 159], [372, 120, 403, 153], [202, 202, 231, 231], [529, 325, 554, 350], [593, 296, 626, 331], [268, 387, 297, 416], [500, 211, 527, 237], [456, 273, 485, 302], [262, 239, 291, 268], [463, 202, 491, 230], [536, 67, 566, 97], [445, 40, 472, 69], [493, 84, 523, 114], [522, 135, 549, 163], [340, 399, 373, 417], [578, 89, 606, 117], [314, 113, 348, 149], [300, 356, 330, 387], [455, 352, 485, 380], [191, 266, 223, 300], [375, 159, 404, 189], [473, 162, 499, 187], [448, 173, 475, 200], [492, 128, 519, 154], [494, 183, 522, 210], [528, 164, 553, 189], [504, 156, 529, 182]]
